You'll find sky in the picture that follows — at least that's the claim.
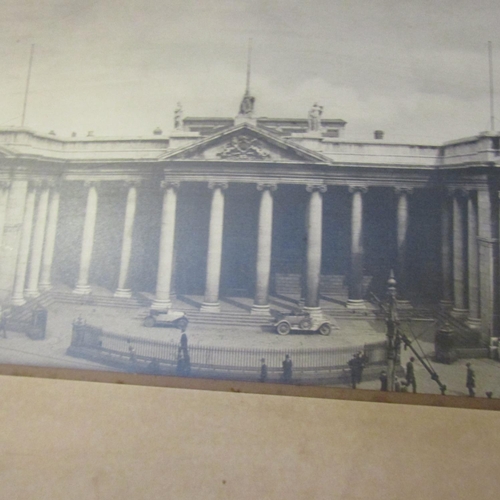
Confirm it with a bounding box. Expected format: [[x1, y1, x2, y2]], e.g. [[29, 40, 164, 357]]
[[1, 0, 500, 143]]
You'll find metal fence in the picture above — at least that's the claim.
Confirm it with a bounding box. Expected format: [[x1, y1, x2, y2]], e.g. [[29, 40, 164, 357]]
[[68, 322, 387, 381]]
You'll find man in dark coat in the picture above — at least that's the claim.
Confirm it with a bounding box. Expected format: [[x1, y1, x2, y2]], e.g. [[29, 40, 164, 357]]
[[259, 358, 268, 383], [466, 362, 476, 397], [282, 354, 292, 384], [348, 353, 362, 389], [379, 370, 388, 391], [406, 357, 417, 393]]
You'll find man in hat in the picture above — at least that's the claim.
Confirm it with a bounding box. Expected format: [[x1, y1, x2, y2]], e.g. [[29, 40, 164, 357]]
[[348, 353, 362, 389], [259, 358, 268, 383], [466, 362, 476, 397], [379, 370, 388, 391], [282, 354, 293, 384], [406, 356, 417, 393]]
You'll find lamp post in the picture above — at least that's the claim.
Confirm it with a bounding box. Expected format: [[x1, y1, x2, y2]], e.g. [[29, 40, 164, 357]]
[[386, 270, 401, 391]]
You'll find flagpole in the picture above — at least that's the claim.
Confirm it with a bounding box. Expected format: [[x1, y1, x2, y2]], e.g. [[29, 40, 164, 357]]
[[21, 44, 35, 127]]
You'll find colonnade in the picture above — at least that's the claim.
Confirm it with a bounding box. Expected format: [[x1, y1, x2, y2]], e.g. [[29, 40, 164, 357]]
[[0, 178, 427, 316], [441, 189, 482, 328]]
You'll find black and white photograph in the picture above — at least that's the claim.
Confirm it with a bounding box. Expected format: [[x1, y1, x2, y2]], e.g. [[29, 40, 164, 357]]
[[1, 0, 500, 404]]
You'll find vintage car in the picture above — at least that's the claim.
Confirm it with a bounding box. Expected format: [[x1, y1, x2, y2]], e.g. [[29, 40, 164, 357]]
[[274, 309, 332, 336], [143, 308, 189, 331]]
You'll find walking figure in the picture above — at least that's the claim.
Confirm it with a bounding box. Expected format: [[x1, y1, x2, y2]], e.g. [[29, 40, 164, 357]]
[[128, 344, 137, 364], [466, 362, 476, 397], [282, 354, 293, 384], [259, 358, 268, 383], [0, 308, 8, 338], [379, 370, 388, 391], [348, 353, 362, 389], [406, 356, 417, 393]]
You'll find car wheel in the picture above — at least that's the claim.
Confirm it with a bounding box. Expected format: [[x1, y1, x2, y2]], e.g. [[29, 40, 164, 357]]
[[177, 318, 188, 331], [144, 316, 156, 328], [299, 318, 312, 329], [318, 323, 331, 336], [276, 321, 291, 335]]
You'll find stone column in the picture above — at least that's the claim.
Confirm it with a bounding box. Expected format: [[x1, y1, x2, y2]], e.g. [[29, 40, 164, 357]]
[[0, 181, 11, 254], [152, 181, 179, 309], [303, 183, 327, 318], [477, 188, 499, 343], [24, 182, 50, 297], [11, 181, 38, 305], [115, 181, 140, 298], [201, 182, 228, 313], [347, 186, 367, 309], [252, 183, 277, 315], [39, 182, 61, 291], [452, 190, 468, 316], [395, 187, 412, 303], [467, 191, 480, 328], [440, 192, 453, 308], [74, 181, 99, 295], [0, 179, 28, 303]]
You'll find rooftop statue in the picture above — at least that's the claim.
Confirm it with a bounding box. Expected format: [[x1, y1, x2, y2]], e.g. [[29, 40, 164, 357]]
[[308, 102, 323, 132], [239, 91, 255, 117], [174, 102, 183, 130]]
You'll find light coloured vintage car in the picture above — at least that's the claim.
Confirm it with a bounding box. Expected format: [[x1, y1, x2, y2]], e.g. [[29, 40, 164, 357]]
[[143, 309, 189, 331], [274, 310, 332, 336]]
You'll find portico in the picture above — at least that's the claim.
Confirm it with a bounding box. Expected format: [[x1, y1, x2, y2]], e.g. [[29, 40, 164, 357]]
[[0, 109, 499, 345]]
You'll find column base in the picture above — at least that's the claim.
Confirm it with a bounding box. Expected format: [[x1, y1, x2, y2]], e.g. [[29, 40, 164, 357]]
[[439, 300, 453, 310], [302, 306, 324, 320], [466, 317, 482, 329], [11, 295, 26, 306], [451, 308, 468, 318], [251, 304, 271, 316], [24, 289, 40, 299], [346, 299, 366, 310], [73, 284, 92, 295], [151, 299, 172, 310], [114, 288, 132, 299], [38, 282, 52, 292], [200, 302, 221, 313]]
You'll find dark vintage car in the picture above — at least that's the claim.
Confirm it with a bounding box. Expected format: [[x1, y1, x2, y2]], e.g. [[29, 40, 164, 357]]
[[274, 309, 332, 336], [143, 309, 189, 331]]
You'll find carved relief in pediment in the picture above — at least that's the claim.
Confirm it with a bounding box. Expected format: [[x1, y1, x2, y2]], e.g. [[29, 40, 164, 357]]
[[216, 135, 271, 161]]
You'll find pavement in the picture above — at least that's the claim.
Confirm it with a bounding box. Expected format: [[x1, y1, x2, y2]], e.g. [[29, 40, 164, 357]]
[[1, 297, 499, 399]]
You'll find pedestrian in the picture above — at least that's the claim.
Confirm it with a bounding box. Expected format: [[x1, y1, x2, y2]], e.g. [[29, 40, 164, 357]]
[[259, 358, 268, 383], [357, 350, 368, 384], [406, 356, 417, 393], [394, 376, 401, 392], [128, 344, 137, 364], [466, 362, 476, 397], [180, 332, 188, 349], [0, 307, 8, 339], [348, 353, 362, 389], [282, 354, 293, 383], [379, 370, 388, 391]]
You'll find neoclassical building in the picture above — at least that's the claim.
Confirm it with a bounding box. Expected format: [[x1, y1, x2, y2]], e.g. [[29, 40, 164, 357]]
[[0, 93, 499, 343]]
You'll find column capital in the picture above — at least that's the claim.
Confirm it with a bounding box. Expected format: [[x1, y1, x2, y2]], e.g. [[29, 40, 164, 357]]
[[0, 180, 11, 189], [445, 186, 467, 198], [348, 185, 368, 194], [306, 183, 327, 194], [123, 179, 142, 189], [160, 180, 180, 191], [257, 183, 277, 192], [208, 181, 228, 191], [394, 187, 414, 195], [83, 180, 100, 189], [27, 179, 43, 190], [46, 177, 63, 189]]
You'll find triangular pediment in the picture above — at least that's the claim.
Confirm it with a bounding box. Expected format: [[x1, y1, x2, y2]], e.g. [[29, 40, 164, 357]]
[[159, 123, 330, 164]]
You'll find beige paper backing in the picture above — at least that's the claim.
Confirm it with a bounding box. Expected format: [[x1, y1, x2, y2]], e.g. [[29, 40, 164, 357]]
[[0, 367, 498, 499]]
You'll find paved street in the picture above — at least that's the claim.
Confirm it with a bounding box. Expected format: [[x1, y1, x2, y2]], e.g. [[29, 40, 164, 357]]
[[1, 300, 499, 399]]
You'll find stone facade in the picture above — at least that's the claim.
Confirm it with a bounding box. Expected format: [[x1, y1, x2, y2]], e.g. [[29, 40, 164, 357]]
[[0, 114, 499, 339]]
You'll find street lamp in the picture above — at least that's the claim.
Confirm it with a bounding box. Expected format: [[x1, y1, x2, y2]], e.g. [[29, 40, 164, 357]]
[[386, 270, 401, 391]]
